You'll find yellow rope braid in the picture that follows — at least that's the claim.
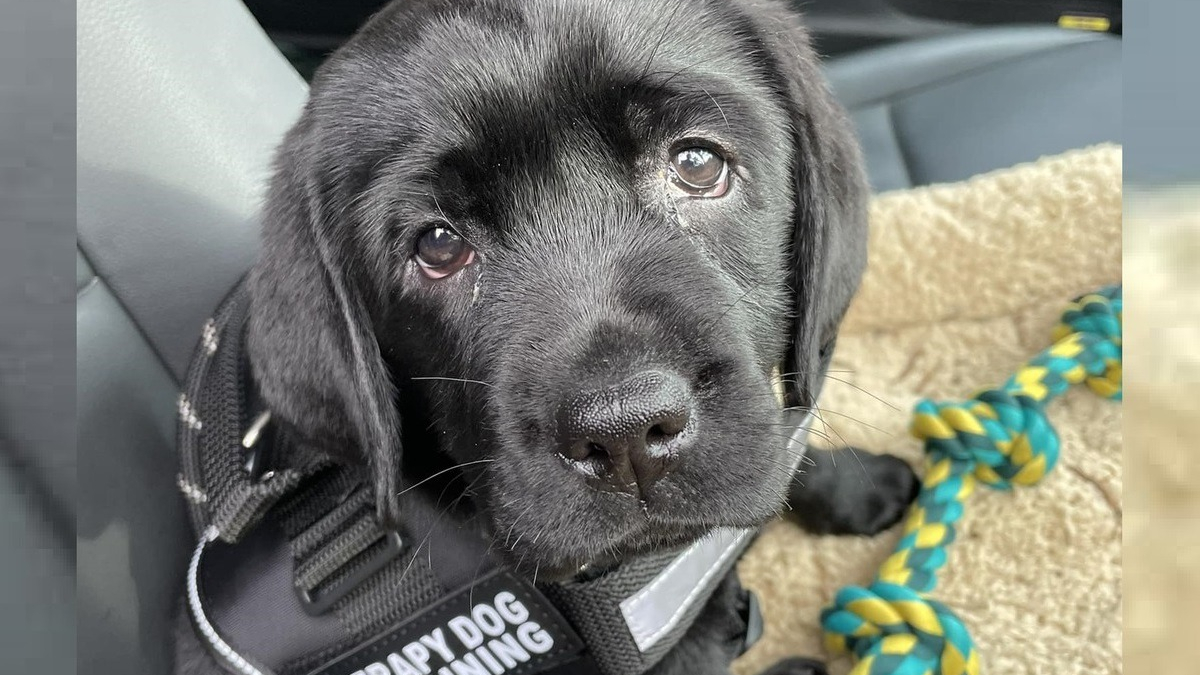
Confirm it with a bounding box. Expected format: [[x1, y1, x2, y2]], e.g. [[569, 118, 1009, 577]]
[[820, 285, 1122, 675]]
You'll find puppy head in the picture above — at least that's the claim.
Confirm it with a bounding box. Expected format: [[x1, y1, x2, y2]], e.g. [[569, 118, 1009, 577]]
[[248, 0, 866, 579]]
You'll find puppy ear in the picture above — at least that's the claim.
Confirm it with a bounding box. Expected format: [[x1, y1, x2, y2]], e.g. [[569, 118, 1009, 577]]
[[246, 118, 403, 526], [746, 5, 870, 408]]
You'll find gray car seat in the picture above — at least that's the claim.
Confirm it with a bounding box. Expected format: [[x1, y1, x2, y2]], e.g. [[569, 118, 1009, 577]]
[[73, 0, 1119, 672], [825, 26, 1121, 192], [76, 0, 305, 672]]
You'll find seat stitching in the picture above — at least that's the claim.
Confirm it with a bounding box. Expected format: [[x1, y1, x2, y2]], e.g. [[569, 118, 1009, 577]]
[[76, 275, 100, 299], [75, 244, 182, 387]]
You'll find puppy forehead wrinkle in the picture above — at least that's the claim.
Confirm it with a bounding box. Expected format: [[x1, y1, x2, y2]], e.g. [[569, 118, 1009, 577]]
[[396, 0, 773, 115]]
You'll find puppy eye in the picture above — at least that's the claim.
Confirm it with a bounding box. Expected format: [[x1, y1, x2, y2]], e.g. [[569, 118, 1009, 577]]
[[414, 225, 475, 279], [669, 146, 730, 198]]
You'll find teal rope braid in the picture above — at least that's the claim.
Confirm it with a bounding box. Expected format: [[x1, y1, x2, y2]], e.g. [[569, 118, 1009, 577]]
[[819, 285, 1122, 675]]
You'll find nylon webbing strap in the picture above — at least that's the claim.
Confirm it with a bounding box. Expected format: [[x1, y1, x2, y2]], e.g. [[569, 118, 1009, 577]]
[[272, 472, 407, 618], [540, 548, 684, 675], [540, 410, 812, 675], [292, 488, 378, 592], [177, 280, 325, 543]]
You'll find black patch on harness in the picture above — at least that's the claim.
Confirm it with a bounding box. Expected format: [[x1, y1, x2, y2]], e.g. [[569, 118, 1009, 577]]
[[307, 569, 589, 675]]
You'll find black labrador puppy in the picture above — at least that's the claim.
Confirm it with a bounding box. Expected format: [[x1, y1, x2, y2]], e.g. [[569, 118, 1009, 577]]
[[176, 1, 917, 673]]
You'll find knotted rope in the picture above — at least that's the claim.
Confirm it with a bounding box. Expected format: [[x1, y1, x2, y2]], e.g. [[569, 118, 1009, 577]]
[[820, 285, 1122, 675]]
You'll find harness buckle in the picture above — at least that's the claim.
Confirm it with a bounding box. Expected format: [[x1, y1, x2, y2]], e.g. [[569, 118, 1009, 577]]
[[296, 528, 404, 616]]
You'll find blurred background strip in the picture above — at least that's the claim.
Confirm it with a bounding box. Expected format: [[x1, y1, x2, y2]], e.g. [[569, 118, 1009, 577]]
[[0, 0, 77, 673]]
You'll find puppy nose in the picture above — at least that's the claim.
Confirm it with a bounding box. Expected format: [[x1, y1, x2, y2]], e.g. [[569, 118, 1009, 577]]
[[558, 370, 693, 494]]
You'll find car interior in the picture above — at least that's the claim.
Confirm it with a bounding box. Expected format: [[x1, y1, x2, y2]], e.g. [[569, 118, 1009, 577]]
[[63, 0, 1121, 672]]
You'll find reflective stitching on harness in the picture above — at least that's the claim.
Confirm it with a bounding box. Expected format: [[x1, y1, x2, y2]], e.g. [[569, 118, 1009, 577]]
[[178, 394, 203, 431], [177, 474, 209, 503], [201, 318, 220, 355], [188, 527, 269, 675]]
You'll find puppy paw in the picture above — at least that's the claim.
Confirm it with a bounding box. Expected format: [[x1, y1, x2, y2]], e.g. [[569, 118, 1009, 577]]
[[788, 448, 920, 536], [849, 450, 920, 535], [757, 657, 828, 675]]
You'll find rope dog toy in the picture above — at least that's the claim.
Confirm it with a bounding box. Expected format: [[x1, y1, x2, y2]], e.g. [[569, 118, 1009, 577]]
[[819, 285, 1122, 675]]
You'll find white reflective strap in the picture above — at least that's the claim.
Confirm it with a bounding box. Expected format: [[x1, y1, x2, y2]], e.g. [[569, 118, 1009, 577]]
[[619, 527, 753, 652], [187, 527, 271, 675], [618, 412, 813, 653]]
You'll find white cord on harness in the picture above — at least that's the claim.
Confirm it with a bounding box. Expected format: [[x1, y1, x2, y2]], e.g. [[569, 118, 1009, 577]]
[[187, 527, 270, 675]]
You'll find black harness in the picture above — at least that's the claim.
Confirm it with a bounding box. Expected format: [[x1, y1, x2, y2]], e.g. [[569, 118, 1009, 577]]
[[176, 282, 813, 675]]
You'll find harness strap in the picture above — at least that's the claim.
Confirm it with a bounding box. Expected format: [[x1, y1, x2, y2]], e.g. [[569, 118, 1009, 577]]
[[189, 469, 594, 675], [291, 488, 390, 605], [178, 278, 813, 675], [539, 414, 811, 675], [178, 281, 327, 543]]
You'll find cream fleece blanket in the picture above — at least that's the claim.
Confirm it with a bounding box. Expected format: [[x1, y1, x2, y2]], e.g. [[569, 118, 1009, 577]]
[[733, 144, 1123, 675]]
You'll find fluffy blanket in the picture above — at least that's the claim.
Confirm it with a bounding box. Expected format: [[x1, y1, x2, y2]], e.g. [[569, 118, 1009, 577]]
[[1123, 188, 1200, 674], [733, 144, 1123, 675]]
